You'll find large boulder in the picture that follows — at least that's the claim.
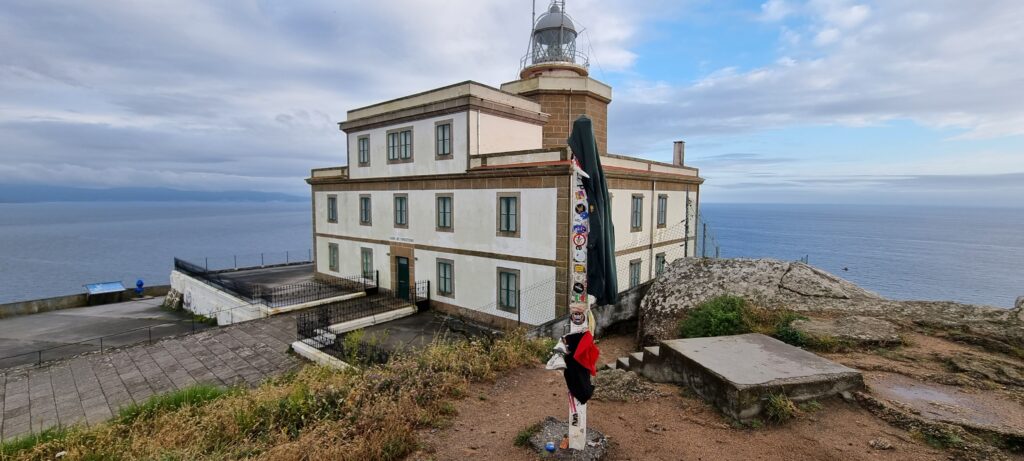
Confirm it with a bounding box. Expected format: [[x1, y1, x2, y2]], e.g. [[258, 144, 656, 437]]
[[790, 316, 903, 347], [638, 258, 1023, 348]]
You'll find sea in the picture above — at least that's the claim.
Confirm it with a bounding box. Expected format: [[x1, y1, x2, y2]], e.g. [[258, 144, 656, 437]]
[[0, 201, 1021, 308]]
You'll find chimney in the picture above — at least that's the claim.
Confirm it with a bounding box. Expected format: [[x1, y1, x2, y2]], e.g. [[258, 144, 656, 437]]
[[673, 141, 685, 166]]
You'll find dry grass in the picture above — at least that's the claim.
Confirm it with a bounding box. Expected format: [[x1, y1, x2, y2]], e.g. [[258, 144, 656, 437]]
[[2, 332, 551, 461]]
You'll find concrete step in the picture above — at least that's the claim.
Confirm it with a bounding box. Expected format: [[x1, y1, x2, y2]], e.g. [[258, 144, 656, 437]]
[[629, 351, 645, 369], [604, 361, 617, 370], [616, 356, 631, 371], [643, 346, 661, 358]]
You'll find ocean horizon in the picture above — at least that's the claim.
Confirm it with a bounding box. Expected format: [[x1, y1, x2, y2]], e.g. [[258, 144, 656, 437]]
[[0, 201, 1020, 308]]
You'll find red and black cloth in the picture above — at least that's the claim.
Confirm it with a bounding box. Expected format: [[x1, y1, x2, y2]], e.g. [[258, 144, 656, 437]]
[[563, 331, 600, 404]]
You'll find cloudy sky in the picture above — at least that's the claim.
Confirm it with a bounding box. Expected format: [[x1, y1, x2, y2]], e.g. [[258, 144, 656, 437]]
[[1, 0, 1022, 206]]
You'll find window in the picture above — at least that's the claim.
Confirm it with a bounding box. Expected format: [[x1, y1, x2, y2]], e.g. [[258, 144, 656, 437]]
[[327, 195, 338, 223], [387, 132, 398, 161], [328, 243, 339, 272], [497, 193, 520, 237], [657, 194, 667, 228], [393, 194, 408, 228], [437, 259, 454, 296], [655, 253, 666, 276], [386, 127, 413, 163], [497, 268, 520, 313], [631, 194, 644, 232], [361, 248, 373, 279], [357, 136, 370, 166], [436, 194, 453, 231], [435, 121, 452, 158], [359, 195, 371, 225], [629, 259, 642, 288]]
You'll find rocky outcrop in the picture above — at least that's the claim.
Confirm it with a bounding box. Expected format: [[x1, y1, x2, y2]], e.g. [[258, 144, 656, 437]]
[[790, 316, 903, 347], [639, 258, 1023, 349]]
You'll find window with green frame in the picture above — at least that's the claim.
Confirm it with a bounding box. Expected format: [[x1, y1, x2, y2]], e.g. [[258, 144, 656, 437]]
[[394, 195, 408, 227], [399, 130, 412, 159], [327, 195, 337, 223], [657, 195, 667, 227], [328, 243, 339, 272], [387, 132, 398, 161], [498, 194, 518, 234], [497, 269, 519, 313], [361, 248, 373, 279], [437, 259, 453, 296], [655, 253, 666, 276], [631, 195, 643, 231], [436, 195, 453, 229], [359, 196, 371, 225], [436, 123, 452, 157], [357, 136, 370, 165], [629, 259, 641, 288]]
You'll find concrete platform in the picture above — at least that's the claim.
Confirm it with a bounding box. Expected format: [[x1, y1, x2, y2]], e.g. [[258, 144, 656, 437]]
[[659, 333, 863, 420]]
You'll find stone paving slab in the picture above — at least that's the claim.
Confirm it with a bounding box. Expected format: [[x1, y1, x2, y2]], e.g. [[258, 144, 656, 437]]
[[0, 314, 300, 440]]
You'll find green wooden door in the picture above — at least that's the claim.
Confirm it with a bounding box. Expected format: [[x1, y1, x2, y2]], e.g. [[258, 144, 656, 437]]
[[396, 256, 410, 300]]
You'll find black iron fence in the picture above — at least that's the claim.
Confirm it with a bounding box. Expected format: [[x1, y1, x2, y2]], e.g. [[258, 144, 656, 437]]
[[258, 274, 376, 308], [174, 257, 376, 308], [174, 257, 261, 300], [295, 282, 428, 343], [182, 249, 313, 273], [320, 335, 392, 366]]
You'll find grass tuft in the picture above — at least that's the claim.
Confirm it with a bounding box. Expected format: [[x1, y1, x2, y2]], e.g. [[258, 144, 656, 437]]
[[117, 384, 229, 424], [513, 422, 543, 447], [0, 427, 70, 457], [763, 393, 799, 424]]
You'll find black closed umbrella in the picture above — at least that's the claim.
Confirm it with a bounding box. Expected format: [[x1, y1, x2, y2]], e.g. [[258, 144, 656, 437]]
[[567, 115, 618, 306]]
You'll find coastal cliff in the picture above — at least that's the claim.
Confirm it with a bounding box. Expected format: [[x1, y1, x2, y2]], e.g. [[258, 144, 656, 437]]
[[639, 258, 1024, 351]]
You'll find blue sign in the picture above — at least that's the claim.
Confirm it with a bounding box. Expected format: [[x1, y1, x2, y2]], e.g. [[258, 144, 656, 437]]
[[85, 281, 126, 295]]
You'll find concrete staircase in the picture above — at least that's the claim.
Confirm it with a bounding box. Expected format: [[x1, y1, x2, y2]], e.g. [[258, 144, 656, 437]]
[[604, 334, 864, 421]]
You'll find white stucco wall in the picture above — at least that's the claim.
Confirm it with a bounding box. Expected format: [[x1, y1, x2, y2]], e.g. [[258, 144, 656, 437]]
[[315, 236, 391, 288], [608, 188, 694, 252], [315, 188, 558, 261], [472, 111, 544, 155], [170, 271, 262, 325], [347, 112, 470, 179], [415, 249, 556, 325]]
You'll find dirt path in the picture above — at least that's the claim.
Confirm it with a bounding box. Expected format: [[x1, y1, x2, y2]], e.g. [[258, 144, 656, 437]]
[[415, 364, 946, 461]]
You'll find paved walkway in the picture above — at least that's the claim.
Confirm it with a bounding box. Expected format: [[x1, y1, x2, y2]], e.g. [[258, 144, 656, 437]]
[[0, 314, 300, 440], [0, 297, 212, 369]]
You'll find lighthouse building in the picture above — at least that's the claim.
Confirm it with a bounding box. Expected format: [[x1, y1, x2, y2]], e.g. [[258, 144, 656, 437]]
[[307, 2, 703, 327]]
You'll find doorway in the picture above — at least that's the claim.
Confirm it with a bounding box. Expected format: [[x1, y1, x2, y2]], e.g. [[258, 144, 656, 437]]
[[395, 256, 410, 300]]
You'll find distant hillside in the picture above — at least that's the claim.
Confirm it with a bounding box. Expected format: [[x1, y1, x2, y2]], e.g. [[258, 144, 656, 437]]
[[0, 185, 307, 203]]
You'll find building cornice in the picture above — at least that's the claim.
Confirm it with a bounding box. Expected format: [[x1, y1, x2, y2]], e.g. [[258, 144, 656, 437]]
[[339, 95, 550, 133]]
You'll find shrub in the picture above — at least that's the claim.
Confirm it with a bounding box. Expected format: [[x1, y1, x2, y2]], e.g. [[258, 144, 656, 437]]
[[678, 295, 751, 338]]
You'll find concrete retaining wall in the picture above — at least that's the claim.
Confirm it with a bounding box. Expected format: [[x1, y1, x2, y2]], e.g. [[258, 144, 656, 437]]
[[0, 285, 171, 319], [170, 271, 262, 325]]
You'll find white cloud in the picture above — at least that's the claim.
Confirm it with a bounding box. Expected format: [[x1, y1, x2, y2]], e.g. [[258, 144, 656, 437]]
[[611, 0, 1024, 155], [760, 0, 795, 22], [0, 0, 659, 193]]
